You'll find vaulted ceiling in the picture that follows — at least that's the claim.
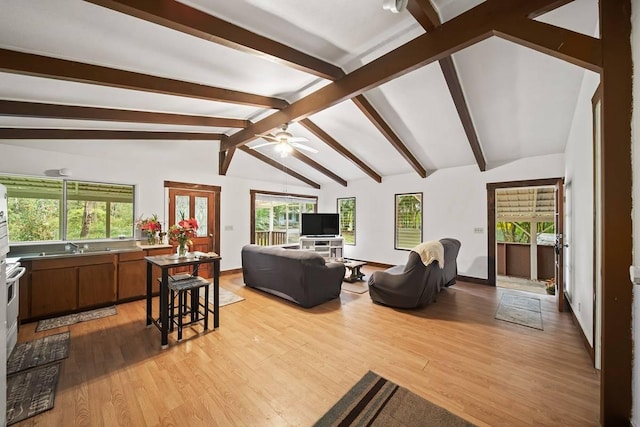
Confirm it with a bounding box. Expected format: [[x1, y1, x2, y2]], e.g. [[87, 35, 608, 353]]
[[0, 0, 599, 188]]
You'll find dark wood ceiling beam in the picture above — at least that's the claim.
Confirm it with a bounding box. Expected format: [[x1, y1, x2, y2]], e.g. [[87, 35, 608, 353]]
[[289, 149, 348, 187], [84, 0, 345, 81], [351, 95, 426, 178], [407, 0, 439, 31], [439, 57, 487, 171], [299, 119, 382, 183], [238, 146, 320, 189], [219, 135, 236, 175], [0, 100, 249, 128], [0, 128, 223, 140], [493, 18, 602, 73], [0, 49, 287, 109], [222, 0, 565, 151], [408, 0, 487, 172]]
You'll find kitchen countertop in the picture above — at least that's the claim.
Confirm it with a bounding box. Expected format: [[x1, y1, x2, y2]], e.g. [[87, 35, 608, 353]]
[[9, 242, 174, 261]]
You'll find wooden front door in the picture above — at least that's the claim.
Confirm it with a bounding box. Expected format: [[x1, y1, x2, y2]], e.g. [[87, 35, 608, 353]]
[[167, 184, 219, 279]]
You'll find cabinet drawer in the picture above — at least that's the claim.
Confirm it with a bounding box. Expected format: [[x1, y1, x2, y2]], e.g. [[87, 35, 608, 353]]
[[118, 250, 145, 262]]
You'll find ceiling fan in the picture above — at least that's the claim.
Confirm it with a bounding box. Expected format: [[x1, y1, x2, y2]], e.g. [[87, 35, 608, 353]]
[[252, 124, 318, 157]]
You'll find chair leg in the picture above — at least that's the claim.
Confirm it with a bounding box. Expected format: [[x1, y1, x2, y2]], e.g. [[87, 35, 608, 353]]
[[169, 289, 175, 332], [203, 284, 209, 331], [177, 290, 184, 341]]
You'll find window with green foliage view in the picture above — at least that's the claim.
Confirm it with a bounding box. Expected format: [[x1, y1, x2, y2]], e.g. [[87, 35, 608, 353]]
[[395, 192, 422, 250], [0, 175, 134, 243], [338, 197, 356, 245]]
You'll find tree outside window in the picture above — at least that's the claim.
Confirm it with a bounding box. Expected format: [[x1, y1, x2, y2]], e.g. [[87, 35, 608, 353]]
[[395, 192, 422, 250], [337, 197, 356, 245]]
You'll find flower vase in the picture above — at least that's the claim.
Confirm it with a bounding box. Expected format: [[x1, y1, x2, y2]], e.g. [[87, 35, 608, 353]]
[[177, 242, 188, 258], [147, 232, 157, 245]]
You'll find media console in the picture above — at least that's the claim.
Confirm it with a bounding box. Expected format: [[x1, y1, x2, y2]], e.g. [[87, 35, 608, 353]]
[[299, 236, 343, 260]]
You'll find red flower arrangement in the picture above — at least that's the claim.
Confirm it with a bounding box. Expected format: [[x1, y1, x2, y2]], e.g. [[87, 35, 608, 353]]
[[169, 216, 199, 255], [136, 214, 162, 244]]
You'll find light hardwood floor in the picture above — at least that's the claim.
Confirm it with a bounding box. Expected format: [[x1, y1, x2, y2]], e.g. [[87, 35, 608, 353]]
[[15, 267, 599, 426]]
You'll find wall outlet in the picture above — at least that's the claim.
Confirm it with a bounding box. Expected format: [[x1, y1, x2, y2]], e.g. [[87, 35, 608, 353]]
[[224, 225, 233, 231], [473, 227, 484, 234]]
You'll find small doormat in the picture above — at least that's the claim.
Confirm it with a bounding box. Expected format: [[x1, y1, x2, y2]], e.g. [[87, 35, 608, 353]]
[[36, 305, 117, 332], [7, 331, 70, 375], [495, 293, 543, 330], [313, 370, 475, 426], [201, 285, 245, 308], [341, 281, 369, 294], [7, 363, 61, 425]]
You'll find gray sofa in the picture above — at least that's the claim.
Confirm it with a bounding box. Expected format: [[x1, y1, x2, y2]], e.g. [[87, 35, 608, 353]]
[[241, 244, 346, 308], [368, 238, 461, 309]]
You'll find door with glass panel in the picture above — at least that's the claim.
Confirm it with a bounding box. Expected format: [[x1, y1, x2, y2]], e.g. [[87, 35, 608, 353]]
[[168, 188, 216, 278]]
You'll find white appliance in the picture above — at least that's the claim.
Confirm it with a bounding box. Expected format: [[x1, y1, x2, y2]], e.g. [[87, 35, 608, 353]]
[[0, 183, 9, 426], [6, 260, 24, 357]]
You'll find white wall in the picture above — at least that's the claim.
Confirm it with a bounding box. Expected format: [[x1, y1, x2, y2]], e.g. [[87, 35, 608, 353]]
[[563, 70, 600, 346], [0, 140, 318, 270], [320, 153, 565, 278]]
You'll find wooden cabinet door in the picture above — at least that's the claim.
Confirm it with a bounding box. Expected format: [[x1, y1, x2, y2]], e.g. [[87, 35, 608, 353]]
[[31, 267, 78, 317], [118, 259, 147, 300], [147, 247, 174, 294], [78, 263, 116, 307]]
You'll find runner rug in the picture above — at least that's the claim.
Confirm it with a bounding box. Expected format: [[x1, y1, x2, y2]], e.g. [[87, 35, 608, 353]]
[[36, 305, 117, 332], [494, 293, 543, 330], [341, 281, 369, 294], [313, 371, 475, 426], [7, 331, 70, 375]]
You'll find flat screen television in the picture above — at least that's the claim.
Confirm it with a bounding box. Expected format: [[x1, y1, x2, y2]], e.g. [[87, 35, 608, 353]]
[[301, 213, 339, 236]]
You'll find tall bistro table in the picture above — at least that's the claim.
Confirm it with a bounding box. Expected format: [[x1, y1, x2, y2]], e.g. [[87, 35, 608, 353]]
[[145, 253, 221, 348]]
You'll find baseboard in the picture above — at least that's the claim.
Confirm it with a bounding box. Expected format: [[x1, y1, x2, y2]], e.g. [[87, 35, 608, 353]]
[[456, 275, 491, 286], [221, 267, 243, 276], [566, 297, 595, 364]]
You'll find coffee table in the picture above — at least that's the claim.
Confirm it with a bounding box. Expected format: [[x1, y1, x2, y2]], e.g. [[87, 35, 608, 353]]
[[343, 260, 367, 283]]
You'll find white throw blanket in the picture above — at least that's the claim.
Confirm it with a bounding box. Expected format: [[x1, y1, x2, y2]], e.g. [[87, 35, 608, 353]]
[[412, 241, 444, 268]]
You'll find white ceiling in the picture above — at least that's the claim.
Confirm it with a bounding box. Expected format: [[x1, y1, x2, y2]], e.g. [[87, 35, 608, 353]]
[[0, 0, 599, 188]]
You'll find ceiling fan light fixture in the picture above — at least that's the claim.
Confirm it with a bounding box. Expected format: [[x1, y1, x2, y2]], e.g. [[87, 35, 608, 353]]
[[382, 0, 408, 13]]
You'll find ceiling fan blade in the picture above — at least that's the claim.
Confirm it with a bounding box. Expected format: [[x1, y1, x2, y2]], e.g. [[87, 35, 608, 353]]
[[288, 136, 309, 143], [291, 142, 318, 153], [250, 142, 277, 149], [255, 133, 278, 142]]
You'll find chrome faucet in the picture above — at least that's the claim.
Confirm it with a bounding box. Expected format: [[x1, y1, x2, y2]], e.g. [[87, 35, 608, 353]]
[[65, 242, 80, 253]]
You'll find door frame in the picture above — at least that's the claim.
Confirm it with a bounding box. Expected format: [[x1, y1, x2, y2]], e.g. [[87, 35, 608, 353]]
[[487, 178, 563, 304], [164, 181, 221, 256]]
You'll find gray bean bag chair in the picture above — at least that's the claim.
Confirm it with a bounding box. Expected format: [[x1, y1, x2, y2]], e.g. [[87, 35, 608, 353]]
[[368, 249, 444, 309]]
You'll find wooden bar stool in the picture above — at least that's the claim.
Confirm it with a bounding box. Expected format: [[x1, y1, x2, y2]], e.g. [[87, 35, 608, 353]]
[[162, 274, 210, 341]]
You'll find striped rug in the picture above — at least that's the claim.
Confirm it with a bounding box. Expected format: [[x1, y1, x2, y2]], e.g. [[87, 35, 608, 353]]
[[313, 371, 475, 426]]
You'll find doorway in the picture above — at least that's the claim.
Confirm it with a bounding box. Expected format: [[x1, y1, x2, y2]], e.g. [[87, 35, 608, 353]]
[[164, 181, 221, 279], [487, 178, 565, 311], [495, 186, 556, 295]]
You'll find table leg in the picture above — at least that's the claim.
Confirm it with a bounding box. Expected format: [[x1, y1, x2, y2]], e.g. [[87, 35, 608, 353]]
[[160, 268, 169, 349], [213, 259, 220, 329], [146, 262, 152, 327]]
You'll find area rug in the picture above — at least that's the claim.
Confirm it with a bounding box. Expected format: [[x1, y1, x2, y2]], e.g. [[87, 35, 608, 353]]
[[7, 331, 70, 375], [201, 285, 245, 308], [7, 363, 61, 425], [313, 371, 475, 426], [342, 281, 369, 294], [36, 305, 117, 332], [495, 293, 543, 330]]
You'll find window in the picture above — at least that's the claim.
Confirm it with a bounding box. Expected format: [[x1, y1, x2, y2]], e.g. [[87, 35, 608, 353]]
[[0, 175, 135, 243], [337, 197, 356, 245], [251, 190, 317, 246], [395, 192, 422, 250]]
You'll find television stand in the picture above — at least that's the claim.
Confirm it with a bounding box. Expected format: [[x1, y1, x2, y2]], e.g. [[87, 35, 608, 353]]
[[300, 236, 343, 259]]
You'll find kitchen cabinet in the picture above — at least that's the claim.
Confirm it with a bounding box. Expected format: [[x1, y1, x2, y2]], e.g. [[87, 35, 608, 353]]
[[27, 254, 116, 320], [117, 251, 146, 300], [31, 266, 77, 318], [147, 247, 174, 294]]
